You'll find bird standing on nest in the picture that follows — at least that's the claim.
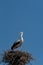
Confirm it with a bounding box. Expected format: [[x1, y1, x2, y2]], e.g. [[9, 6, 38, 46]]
[[11, 32, 24, 50]]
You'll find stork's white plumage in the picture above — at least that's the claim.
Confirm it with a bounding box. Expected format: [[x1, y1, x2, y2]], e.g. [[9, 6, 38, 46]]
[[11, 32, 24, 50]]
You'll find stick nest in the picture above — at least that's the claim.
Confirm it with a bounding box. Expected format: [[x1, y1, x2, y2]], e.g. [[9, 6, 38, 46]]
[[2, 50, 33, 65]]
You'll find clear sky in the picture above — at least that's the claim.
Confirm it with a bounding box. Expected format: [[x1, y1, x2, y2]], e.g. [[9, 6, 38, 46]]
[[0, 0, 43, 65]]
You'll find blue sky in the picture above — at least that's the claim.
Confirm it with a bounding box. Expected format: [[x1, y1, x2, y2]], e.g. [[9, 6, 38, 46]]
[[0, 0, 43, 65]]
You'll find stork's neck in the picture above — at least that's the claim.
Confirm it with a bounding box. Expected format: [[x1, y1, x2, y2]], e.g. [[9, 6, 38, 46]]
[[20, 34, 24, 42]]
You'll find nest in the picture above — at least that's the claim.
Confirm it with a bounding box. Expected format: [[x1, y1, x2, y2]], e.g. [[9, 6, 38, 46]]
[[2, 50, 33, 65]]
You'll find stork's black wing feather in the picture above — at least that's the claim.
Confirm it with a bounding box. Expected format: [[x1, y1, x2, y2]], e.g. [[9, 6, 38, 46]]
[[11, 41, 21, 50]]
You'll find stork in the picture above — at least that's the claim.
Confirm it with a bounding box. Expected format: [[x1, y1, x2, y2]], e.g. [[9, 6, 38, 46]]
[[11, 32, 24, 50]]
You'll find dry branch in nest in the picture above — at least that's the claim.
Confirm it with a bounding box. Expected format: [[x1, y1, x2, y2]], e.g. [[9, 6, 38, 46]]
[[2, 50, 34, 65]]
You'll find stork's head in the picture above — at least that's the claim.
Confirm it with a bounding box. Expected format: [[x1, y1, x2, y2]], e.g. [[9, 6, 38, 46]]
[[20, 32, 23, 36]]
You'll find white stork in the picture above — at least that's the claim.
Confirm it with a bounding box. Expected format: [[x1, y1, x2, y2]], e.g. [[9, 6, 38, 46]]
[[11, 32, 24, 50]]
